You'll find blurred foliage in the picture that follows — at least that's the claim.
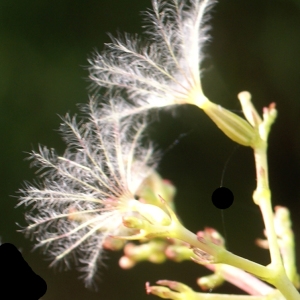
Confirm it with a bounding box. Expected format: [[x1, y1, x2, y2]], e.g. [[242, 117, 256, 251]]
[[1, 1, 300, 299]]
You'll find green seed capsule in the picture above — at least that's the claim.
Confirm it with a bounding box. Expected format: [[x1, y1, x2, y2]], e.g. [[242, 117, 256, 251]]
[[202, 101, 259, 147]]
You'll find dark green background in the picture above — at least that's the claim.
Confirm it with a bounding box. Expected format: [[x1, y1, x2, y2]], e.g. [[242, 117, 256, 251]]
[[1, 0, 300, 299]]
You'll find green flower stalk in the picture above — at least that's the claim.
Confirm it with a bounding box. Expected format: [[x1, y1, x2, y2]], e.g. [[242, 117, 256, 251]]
[[256, 206, 300, 289], [146, 280, 282, 300]]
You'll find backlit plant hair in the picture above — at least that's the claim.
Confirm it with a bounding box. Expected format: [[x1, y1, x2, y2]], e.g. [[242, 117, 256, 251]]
[[18, 99, 161, 287]]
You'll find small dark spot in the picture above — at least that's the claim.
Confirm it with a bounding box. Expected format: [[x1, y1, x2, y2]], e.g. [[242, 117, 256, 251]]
[[211, 187, 234, 209]]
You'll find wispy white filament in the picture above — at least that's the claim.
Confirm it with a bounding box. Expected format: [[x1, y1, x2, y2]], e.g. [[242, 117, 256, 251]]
[[18, 98, 159, 287], [89, 0, 216, 118]]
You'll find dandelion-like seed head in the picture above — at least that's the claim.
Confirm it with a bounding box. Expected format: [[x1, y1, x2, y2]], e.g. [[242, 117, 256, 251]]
[[17, 98, 160, 287], [88, 0, 263, 148], [89, 0, 217, 119]]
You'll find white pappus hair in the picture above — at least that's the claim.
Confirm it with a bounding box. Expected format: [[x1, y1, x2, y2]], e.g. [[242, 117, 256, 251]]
[[89, 0, 217, 118], [17, 98, 160, 287]]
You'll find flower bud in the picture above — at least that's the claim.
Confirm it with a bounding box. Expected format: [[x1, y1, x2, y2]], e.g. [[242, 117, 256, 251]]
[[136, 171, 176, 210], [165, 244, 194, 262], [122, 216, 145, 229], [202, 100, 259, 147], [129, 200, 171, 226], [238, 91, 262, 127], [146, 280, 197, 299], [197, 273, 224, 291]]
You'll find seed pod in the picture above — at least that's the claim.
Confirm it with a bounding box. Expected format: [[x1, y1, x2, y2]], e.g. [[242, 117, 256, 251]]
[[202, 101, 259, 147]]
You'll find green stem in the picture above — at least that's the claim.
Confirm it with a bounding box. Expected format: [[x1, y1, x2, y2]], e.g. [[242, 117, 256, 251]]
[[172, 224, 271, 280], [171, 220, 300, 300], [253, 142, 281, 266], [252, 141, 300, 300]]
